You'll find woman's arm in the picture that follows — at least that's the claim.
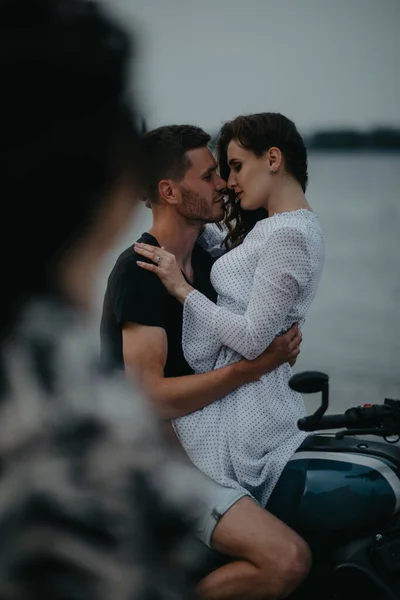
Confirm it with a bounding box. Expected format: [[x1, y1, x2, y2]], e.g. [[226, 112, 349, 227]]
[[135, 227, 310, 362], [182, 226, 311, 360]]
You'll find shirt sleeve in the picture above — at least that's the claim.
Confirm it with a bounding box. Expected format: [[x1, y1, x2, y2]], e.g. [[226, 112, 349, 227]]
[[197, 223, 227, 258], [112, 260, 170, 330], [183, 226, 311, 365]]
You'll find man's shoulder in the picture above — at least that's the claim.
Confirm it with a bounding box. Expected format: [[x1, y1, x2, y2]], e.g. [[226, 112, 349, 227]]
[[110, 242, 140, 277], [108, 235, 165, 293]]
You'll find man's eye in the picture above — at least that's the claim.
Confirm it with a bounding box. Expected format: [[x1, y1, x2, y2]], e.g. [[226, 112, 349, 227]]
[[203, 174, 212, 181]]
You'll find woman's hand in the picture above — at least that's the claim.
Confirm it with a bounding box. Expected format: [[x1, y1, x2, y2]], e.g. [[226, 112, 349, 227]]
[[134, 242, 194, 303]]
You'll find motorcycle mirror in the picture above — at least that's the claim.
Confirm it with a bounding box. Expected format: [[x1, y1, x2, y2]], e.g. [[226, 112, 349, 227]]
[[290, 371, 330, 423], [289, 371, 329, 394]]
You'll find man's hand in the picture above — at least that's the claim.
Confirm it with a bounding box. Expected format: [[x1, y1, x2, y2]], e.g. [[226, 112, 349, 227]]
[[273, 323, 302, 367], [270, 323, 302, 368], [238, 323, 302, 381]]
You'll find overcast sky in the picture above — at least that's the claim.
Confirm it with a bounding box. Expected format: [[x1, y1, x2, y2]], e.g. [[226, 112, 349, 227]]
[[110, 0, 399, 135]]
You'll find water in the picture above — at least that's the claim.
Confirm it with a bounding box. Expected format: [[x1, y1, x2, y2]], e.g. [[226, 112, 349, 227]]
[[97, 152, 400, 416]]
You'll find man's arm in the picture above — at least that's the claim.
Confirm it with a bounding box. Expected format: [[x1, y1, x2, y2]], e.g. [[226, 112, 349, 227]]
[[123, 322, 301, 420]]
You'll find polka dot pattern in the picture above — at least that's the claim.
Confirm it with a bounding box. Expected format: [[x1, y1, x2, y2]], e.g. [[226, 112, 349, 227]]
[[173, 210, 325, 506]]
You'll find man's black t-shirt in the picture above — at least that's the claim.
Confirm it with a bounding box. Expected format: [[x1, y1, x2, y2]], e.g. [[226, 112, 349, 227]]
[[100, 232, 217, 377]]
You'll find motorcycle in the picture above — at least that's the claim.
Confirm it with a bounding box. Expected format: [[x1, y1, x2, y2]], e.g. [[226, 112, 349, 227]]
[[199, 371, 400, 599]]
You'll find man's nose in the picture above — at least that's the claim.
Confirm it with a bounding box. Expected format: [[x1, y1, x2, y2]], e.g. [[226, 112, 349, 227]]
[[215, 174, 227, 191]]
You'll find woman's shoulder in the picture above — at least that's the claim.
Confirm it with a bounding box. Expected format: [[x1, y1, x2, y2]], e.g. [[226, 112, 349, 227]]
[[257, 209, 322, 238], [247, 211, 323, 260]]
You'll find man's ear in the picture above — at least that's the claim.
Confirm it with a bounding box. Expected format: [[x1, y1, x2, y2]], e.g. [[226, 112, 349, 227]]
[[158, 179, 180, 205]]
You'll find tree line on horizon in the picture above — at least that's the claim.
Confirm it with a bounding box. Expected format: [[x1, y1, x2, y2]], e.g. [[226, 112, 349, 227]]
[[209, 126, 400, 151]]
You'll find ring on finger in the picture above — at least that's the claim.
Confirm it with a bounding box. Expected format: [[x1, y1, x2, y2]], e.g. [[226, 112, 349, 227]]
[[155, 255, 161, 265]]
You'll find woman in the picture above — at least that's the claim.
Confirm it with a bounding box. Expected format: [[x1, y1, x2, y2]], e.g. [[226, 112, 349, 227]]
[[135, 112, 325, 508], [0, 0, 205, 597]]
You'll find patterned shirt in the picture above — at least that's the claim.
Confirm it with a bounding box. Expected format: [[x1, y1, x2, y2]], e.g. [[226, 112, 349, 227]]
[[0, 299, 206, 599]]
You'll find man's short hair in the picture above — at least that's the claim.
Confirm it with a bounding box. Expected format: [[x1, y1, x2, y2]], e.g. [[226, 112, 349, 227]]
[[141, 125, 211, 203]]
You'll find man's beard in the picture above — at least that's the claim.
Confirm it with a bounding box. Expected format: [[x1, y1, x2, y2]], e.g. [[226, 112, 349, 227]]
[[179, 186, 223, 223]]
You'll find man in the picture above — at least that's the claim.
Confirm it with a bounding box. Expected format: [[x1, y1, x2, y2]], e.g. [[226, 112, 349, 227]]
[[100, 125, 311, 599]]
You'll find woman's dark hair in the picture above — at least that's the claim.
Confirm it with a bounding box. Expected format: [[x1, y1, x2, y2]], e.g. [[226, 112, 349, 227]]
[[0, 0, 142, 338], [216, 112, 308, 248]]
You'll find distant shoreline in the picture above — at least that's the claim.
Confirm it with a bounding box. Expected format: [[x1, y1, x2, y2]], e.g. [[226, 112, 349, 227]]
[[305, 127, 400, 151], [307, 147, 400, 153], [210, 127, 400, 151]]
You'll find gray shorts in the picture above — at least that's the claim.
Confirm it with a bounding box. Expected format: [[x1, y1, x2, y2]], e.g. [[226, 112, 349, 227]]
[[193, 468, 248, 547]]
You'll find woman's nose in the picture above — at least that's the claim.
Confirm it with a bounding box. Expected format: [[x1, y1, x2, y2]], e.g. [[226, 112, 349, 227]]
[[227, 172, 236, 189]]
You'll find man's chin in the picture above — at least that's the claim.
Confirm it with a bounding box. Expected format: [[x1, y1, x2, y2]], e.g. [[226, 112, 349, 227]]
[[209, 214, 225, 224], [214, 207, 226, 222]]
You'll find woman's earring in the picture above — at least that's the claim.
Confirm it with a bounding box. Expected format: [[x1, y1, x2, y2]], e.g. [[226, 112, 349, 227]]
[[269, 168, 275, 174]]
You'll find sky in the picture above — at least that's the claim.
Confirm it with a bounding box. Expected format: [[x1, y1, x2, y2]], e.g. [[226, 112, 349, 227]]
[[110, 0, 400, 136]]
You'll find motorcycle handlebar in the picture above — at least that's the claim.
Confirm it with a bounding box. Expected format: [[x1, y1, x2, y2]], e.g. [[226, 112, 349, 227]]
[[298, 413, 357, 432], [298, 404, 399, 432]]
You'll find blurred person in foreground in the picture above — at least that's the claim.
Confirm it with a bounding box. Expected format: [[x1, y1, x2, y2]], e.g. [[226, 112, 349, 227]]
[[0, 0, 207, 598]]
